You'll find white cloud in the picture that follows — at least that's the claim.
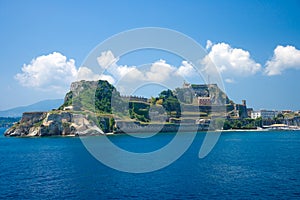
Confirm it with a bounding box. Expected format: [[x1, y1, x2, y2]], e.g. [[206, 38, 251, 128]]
[[77, 67, 115, 84], [206, 40, 213, 50], [96, 52, 193, 94], [15, 52, 116, 93], [15, 52, 77, 93], [225, 78, 235, 83], [145, 60, 176, 82], [97, 50, 118, 69], [16, 50, 196, 95], [16, 43, 300, 96], [97, 52, 179, 83], [204, 41, 261, 76], [265, 45, 300, 76], [98, 74, 115, 84], [176, 61, 197, 77], [98, 46, 298, 88], [97, 51, 142, 81], [115, 65, 140, 78], [77, 67, 99, 81], [107, 63, 144, 82]]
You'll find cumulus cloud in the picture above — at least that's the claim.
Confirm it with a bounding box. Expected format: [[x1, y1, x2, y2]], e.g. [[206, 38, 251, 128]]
[[15, 52, 115, 93], [97, 51, 201, 85], [265, 45, 300, 76], [115, 65, 140, 79], [206, 40, 213, 50], [97, 51, 175, 83], [204, 41, 261, 76], [16, 43, 299, 95], [97, 50, 118, 69], [176, 61, 198, 77], [77, 67, 115, 84], [16, 50, 200, 95], [145, 60, 176, 82], [15, 52, 77, 93], [97, 51, 142, 80], [96, 51, 201, 95]]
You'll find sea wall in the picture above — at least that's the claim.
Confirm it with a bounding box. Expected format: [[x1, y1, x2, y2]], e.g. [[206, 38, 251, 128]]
[[115, 121, 208, 133]]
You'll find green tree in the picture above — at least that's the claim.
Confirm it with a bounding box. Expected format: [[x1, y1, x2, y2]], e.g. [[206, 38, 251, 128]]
[[276, 113, 284, 124], [150, 97, 157, 105], [255, 117, 262, 127], [211, 118, 225, 130], [223, 120, 232, 130], [234, 120, 242, 129], [109, 118, 115, 132], [163, 96, 181, 117], [157, 89, 181, 118]]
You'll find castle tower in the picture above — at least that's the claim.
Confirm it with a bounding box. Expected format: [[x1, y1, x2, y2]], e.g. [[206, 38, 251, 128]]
[[242, 100, 246, 106], [183, 81, 191, 88]]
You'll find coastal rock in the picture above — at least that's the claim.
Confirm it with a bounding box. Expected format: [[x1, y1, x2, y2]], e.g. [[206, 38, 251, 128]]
[[4, 111, 104, 137], [4, 112, 46, 136], [4, 80, 115, 137]]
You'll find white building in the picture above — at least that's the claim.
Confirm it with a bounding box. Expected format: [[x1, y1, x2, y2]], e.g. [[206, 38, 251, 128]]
[[251, 110, 278, 119]]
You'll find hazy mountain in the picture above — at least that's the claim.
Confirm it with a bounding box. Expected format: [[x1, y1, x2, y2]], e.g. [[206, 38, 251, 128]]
[[0, 99, 63, 117]]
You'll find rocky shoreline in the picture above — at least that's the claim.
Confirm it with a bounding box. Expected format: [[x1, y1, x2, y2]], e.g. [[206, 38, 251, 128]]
[[4, 111, 104, 137]]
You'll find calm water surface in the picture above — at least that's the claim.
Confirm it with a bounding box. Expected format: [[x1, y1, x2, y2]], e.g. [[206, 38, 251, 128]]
[[1, 127, 300, 199]]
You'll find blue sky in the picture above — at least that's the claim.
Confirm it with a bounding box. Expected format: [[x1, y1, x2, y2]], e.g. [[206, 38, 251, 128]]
[[0, 0, 300, 111]]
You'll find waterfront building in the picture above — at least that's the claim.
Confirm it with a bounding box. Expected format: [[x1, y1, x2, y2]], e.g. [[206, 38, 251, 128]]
[[251, 110, 277, 119], [282, 110, 292, 114]]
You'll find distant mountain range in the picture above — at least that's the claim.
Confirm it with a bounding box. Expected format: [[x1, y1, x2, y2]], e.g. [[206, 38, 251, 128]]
[[0, 99, 63, 117]]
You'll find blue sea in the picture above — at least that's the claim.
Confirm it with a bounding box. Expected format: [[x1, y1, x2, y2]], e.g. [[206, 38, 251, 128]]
[[1, 127, 300, 199]]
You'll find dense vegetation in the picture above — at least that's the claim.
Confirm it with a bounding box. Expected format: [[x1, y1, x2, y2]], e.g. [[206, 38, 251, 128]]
[[95, 81, 121, 113], [58, 91, 72, 110], [128, 101, 150, 122], [60, 80, 124, 113], [151, 89, 181, 118], [223, 117, 262, 130]]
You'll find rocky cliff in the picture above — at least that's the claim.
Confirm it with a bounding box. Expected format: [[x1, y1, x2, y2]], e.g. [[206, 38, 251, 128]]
[[5, 80, 116, 137]]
